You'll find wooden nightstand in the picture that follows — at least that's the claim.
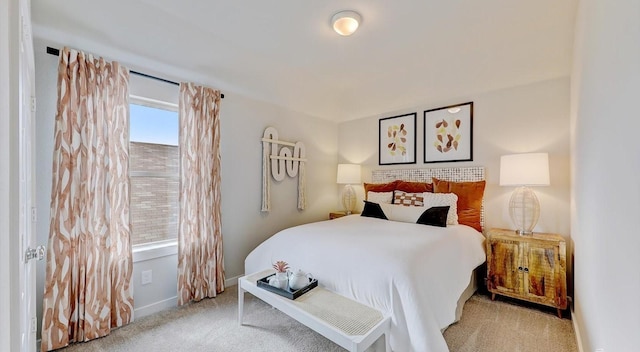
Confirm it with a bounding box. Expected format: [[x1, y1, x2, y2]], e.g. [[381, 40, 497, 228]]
[[486, 228, 568, 318], [329, 211, 349, 219]]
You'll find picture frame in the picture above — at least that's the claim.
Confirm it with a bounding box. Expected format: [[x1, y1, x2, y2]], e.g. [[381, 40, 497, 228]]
[[423, 102, 473, 163], [379, 113, 417, 165]]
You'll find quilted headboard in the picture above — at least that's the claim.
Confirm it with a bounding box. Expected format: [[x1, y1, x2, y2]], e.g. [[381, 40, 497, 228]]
[[371, 167, 485, 230]]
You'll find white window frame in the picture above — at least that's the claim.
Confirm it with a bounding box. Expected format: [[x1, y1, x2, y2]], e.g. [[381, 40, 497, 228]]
[[129, 95, 180, 262]]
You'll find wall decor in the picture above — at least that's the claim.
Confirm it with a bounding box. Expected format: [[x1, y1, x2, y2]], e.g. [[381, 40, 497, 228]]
[[261, 127, 307, 212], [378, 113, 417, 165], [423, 102, 473, 163]]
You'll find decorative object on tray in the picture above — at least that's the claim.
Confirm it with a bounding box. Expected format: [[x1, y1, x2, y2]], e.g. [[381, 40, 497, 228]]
[[379, 113, 417, 165], [258, 272, 318, 300], [337, 163, 361, 214], [288, 269, 314, 290], [269, 260, 290, 289], [423, 102, 473, 163], [272, 260, 289, 272], [499, 153, 550, 235], [261, 127, 307, 212]]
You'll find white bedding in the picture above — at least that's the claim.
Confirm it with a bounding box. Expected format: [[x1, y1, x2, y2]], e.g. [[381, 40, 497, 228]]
[[244, 215, 486, 352]]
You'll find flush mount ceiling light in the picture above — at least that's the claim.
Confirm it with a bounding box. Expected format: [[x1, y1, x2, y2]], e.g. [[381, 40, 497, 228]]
[[331, 10, 362, 36]]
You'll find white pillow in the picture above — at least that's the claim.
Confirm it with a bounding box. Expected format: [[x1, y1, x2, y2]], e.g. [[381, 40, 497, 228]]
[[379, 203, 426, 223], [422, 192, 458, 225], [367, 191, 393, 204]]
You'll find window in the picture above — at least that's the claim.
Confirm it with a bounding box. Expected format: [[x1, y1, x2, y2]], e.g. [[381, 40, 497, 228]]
[[129, 97, 179, 247]]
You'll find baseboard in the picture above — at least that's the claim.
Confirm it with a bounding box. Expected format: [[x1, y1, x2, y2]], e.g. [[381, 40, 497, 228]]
[[225, 274, 241, 287], [134, 296, 177, 320], [571, 307, 585, 352]]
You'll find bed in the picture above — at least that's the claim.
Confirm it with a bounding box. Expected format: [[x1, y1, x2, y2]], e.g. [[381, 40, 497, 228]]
[[245, 167, 487, 352]]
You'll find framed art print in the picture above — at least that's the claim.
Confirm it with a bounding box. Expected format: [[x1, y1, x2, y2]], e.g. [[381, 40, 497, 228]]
[[379, 112, 417, 165], [423, 102, 473, 163]]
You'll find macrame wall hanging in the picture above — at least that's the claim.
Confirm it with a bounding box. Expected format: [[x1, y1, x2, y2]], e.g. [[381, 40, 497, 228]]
[[261, 127, 307, 212]]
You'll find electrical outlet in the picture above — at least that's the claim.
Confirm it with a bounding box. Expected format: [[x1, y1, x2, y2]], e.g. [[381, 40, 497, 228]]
[[141, 270, 152, 285]]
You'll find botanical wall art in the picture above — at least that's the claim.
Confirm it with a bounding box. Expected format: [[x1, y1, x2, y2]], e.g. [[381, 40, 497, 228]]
[[379, 112, 417, 165], [423, 102, 473, 163]]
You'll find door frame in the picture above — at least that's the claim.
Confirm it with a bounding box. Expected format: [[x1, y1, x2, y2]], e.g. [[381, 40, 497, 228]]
[[1, 0, 35, 351], [19, 0, 38, 349], [1, 0, 23, 351]]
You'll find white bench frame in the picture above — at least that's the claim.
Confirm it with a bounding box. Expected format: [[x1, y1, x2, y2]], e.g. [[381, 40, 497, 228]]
[[238, 271, 391, 352]]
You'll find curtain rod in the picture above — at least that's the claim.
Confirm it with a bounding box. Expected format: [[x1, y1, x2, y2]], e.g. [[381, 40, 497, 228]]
[[46, 47, 224, 99]]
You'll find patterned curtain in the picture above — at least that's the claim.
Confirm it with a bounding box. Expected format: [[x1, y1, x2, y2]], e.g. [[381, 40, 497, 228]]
[[41, 47, 133, 351], [177, 83, 225, 305]]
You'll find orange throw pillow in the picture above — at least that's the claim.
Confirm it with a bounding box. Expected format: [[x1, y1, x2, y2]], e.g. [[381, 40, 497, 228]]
[[364, 181, 398, 200], [395, 181, 434, 193], [432, 178, 486, 232]]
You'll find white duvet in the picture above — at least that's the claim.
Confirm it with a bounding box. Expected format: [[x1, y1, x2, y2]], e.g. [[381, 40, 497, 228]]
[[244, 215, 486, 352]]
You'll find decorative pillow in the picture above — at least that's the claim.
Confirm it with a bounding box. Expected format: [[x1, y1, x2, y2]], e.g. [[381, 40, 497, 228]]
[[395, 180, 434, 193], [433, 178, 486, 232], [364, 181, 398, 200], [393, 191, 424, 206], [416, 206, 450, 227], [367, 191, 394, 204], [379, 203, 425, 223], [360, 201, 388, 220], [422, 192, 459, 225]]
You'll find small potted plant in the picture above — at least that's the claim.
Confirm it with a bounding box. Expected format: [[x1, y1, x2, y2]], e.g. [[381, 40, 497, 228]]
[[273, 260, 289, 274], [272, 260, 290, 287]]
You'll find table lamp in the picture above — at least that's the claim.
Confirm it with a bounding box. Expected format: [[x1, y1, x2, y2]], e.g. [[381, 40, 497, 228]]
[[337, 164, 361, 215], [499, 153, 550, 235]]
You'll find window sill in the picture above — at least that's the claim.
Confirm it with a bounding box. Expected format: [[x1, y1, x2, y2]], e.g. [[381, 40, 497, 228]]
[[133, 240, 178, 263]]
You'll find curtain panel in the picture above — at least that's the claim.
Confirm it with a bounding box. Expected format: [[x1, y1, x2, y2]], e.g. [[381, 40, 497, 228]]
[[41, 47, 133, 351], [177, 83, 225, 305]]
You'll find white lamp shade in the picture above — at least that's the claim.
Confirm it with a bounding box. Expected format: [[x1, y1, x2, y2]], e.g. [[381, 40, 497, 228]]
[[500, 153, 550, 186], [331, 11, 361, 36], [337, 164, 361, 184]]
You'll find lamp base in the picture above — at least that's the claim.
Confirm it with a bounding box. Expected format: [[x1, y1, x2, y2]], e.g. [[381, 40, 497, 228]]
[[509, 186, 540, 235], [341, 185, 356, 214]]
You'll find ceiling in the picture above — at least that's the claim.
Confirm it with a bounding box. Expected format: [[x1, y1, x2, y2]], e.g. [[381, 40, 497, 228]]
[[31, 0, 578, 122]]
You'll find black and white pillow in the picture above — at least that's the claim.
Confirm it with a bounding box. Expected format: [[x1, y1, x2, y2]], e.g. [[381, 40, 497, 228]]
[[416, 206, 450, 227], [379, 203, 451, 228], [422, 192, 458, 225], [360, 201, 388, 220]]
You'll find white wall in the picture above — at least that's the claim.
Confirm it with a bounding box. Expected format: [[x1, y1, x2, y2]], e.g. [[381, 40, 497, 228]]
[[34, 41, 57, 340], [220, 93, 339, 278], [338, 78, 571, 239], [34, 38, 338, 337], [570, 1, 640, 351]]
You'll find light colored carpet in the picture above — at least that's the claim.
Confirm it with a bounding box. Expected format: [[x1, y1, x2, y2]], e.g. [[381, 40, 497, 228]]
[[53, 286, 577, 352], [443, 295, 577, 352]]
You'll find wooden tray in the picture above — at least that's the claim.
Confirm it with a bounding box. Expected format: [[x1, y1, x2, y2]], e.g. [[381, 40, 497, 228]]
[[257, 273, 318, 300]]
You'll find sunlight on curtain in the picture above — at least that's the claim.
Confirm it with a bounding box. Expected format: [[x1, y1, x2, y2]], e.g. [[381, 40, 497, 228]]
[[41, 47, 133, 351], [177, 83, 225, 305]]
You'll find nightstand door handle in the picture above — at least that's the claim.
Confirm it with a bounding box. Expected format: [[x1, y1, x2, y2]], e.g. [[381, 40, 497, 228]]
[[524, 267, 529, 273], [518, 266, 523, 272]]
